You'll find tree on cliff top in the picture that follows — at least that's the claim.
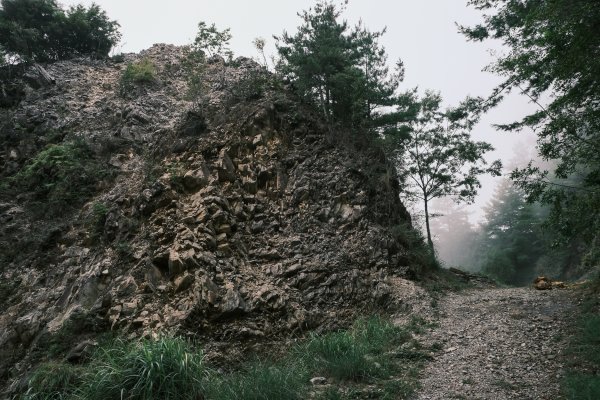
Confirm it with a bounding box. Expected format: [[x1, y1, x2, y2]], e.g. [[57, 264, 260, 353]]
[[0, 0, 121, 63], [275, 1, 408, 131]]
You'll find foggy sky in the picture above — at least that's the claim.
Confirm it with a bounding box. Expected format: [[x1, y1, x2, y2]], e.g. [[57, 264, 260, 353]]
[[61, 0, 539, 222]]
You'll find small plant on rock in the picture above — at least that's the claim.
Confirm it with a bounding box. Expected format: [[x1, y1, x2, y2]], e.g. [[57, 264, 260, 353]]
[[122, 59, 156, 83], [119, 58, 156, 96]]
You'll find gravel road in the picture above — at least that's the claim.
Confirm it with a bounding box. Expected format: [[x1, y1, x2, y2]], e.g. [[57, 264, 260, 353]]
[[414, 287, 576, 400]]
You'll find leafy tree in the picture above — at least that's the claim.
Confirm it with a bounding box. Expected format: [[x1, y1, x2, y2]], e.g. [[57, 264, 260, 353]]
[[191, 21, 232, 59], [275, 1, 407, 130], [0, 0, 120, 63], [461, 0, 600, 262], [398, 91, 502, 248], [59, 3, 120, 59], [184, 21, 233, 104]]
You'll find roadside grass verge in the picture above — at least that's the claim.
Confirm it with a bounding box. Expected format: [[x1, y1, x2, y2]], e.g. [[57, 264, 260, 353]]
[[22, 316, 432, 400], [562, 277, 600, 400]]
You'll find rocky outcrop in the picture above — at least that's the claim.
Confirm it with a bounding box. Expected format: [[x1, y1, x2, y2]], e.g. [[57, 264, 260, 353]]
[[0, 44, 418, 392]]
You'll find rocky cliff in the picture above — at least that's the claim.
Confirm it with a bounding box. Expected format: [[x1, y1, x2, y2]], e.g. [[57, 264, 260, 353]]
[[0, 44, 422, 393]]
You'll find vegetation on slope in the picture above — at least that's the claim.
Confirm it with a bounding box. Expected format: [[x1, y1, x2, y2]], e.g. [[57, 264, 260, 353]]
[[562, 278, 600, 399], [23, 317, 432, 400]]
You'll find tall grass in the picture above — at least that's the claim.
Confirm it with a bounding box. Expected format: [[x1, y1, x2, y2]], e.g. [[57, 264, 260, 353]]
[[296, 316, 411, 381], [207, 360, 309, 400], [23, 362, 83, 400], [23, 317, 426, 400], [78, 337, 209, 400]]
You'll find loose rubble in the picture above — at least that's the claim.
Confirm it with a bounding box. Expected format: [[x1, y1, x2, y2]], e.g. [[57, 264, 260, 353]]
[[415, 287, 575, 400]]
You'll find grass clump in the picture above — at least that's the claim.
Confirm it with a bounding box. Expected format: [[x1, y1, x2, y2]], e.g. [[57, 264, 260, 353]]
[[298, 316, 412, 382], [119, 58, 156, 96], [208, 360, 308, 400], [121, 59, 156, 84], [23, 362, 83, 400], [78, 337, 209, 400]]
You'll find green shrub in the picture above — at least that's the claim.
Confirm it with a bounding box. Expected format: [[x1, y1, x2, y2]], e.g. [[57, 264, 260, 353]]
[[9, 141, 107, 212], [121, 59, 156, 85], [391, 223, 440, 273], [23, 362, 83, 400], [79, 337, 209, 400], [90, 202, 108, 238], [111, 53, 125, 63], [224, 69, 277, 106]]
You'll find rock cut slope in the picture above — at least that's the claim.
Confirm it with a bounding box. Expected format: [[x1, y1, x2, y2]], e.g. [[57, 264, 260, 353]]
[[0, 44, 422, 391]]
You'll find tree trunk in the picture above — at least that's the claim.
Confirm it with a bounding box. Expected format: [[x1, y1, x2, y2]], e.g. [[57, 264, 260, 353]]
[[424, 197, 434, 250]]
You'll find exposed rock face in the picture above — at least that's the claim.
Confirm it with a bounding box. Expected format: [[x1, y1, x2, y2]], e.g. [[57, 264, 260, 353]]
[[0, 44, 417, 392]]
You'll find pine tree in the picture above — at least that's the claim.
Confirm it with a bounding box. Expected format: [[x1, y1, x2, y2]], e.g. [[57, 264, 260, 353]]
[[275, 1, 408, 131]]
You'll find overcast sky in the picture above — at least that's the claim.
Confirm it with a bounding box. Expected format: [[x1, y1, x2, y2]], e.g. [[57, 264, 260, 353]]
[[63, 0, 538, 223]]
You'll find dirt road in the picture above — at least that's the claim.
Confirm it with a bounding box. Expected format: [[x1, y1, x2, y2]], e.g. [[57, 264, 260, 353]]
[[414, 287, 576, 400]]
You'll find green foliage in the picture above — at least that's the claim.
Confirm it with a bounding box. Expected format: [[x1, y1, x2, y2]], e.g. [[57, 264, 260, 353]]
[[183, 21, 232, 104], [23, 362, 83, 400], [207, 361, 308, 400], [462, 0, 600, 261], [8, 141, 108, 212], [118, 59, 157, 97], [110, 53, 125, 63], [571, 314, 600, 367], [89, 202, 108, 239], [397, 91, 502, 248], [121, 59, 156, 85], [192, 21, 232, 59], [296, 316, 411, 381], [465, 176, 587, 284], [224, 68, 280, 107], [22, 317, 426, 400], [476, 179, 545, 285], [275, 1, 409, 130], [79, 337, 209, 400], [563, 374, 600, 400], [0, 0, 120, 63], [562, 293, 600, 399], [390, 223, 440, 272]]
